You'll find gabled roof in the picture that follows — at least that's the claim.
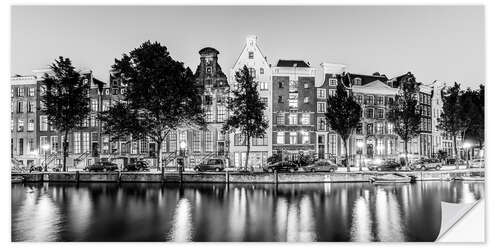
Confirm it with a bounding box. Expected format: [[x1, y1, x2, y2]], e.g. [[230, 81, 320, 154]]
[[276, 60, 310, 68], [351, 80, 399, 95], [199, 47, 219, 55]]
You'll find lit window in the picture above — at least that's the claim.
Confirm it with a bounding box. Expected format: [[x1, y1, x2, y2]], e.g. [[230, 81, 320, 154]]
[[277, 132, 285, 144], [329, 89, 335, 97], [317, 117, 326, 131], [28, 88, 35, 97], [329, 78, 337, 86], [317, 89, 326, 99], [17, 119, 24, 131], [259, 81, 268, 90], [249, 68, 256, 78], [304, 97, 309, 103], [302, 132, 310, 144], [73, 132, 81, 154], [289, 113, 298, 125], [354, 78, 362, 85], [277, 113, 285, 125], [290, 132, 297, 144], [27, 119, 34, 131], [40, 115, 48, 131], [301, 113, 310, 125]]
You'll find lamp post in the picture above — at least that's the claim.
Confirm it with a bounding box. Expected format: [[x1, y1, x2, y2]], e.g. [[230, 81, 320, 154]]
[[42, 144, 50, 171], [463, 142, 472, 168], [356, 141, 365, 171], [179, 141, 187, 172]]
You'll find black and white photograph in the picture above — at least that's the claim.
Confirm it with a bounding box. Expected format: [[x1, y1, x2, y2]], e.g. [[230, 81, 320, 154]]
[[6, 2, 490, 244]]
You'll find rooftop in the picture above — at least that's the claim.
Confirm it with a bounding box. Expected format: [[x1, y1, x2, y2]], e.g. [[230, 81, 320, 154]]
[[276, 60, 310, 68]]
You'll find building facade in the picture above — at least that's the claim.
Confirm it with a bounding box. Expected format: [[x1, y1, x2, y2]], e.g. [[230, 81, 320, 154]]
[[229, 35, 272, 169], [271, 60, 317, 160]]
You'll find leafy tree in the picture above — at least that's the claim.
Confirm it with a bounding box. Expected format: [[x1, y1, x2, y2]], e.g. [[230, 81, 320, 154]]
[[99, 41, 205, 170], [437, 83, 466, 165], [460, 85, 484, 149], [41, 57, 90, 171], [325, 78, 362, 172], [222, 65, 268, 171], [387, 77, 422, 167]]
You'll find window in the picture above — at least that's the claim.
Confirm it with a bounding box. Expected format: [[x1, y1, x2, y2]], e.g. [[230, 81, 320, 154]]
[[90, 115, 96, 127], [206, 67, 212, 74], [27, 119, 34, 131], [252, 134, 268, 146], [329, 134, 337, 155], [277, 132, 285, 144], [317, 102, 326, 113], [40, 116, 48, 131], [28, 138, 35, 152], [356, 95, 363, 104], [40, 136, 48, 153], [18, 138, 24, 155], [354, 78, 362, 85], [17, 119, 24, 131], [91, 99, 98, 111], [366, 123, 374, 135], [169, 133, 177, 153], [377, 96, 384, 105], [278, 96, 284, 103], [216, 106, 226, 122], [301, 113, 310, 125], [366, 108, 374, 119], [28, 88, 35, 97], [329, 78, 337, 86], [82, 132, 90, 152], [102, 100, 110, 111], [206, 108, 214, 122], [317, 117, 326, 131], [304, 83, 309, 89], [278, 82, 284, 88], [376, 123, 384, 134], [289, 93, 298, 109], [328, 89, 335, 97], [301, 132, 310, 144], [356, 123, 363, 134], [290, 132, 297, 144], [317, 89, 326, 99], [17, 87, 24, 97], [377, 140, 384, 155], [193, 131, 201, 152], [377, 109, 384, 119], [27, 102, 34, 113], [73, 132, 81, 154], [17, 101, 23, 113], [277, 113, 285, 125], [249, 68, 256, 78], [205, 131, 213, 152], [260, 68, 264, 74], [289, 113, 298, 125], [248, 51, 254, 59], [259, 81, 268, 90], [105, 89, 110, 95], [366, 95, 374, 105], [261, 97, 268, 105], [131, 142, 138, 154], [120, 88, 126, 95], [304, 97, 309, 103], [234, 133, 247, 146]]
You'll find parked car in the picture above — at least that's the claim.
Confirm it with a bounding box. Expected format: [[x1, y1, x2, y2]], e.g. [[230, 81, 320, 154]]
[[409, 158, 442, 171], [124, 160, 150, 172], [263, 161, 299, 173], [52, 165, 62, 172], [469, 158, 485, 168], [193, 158, 225, 172], [29, 165, 43, 172], [84, 161, 118, 172], [368, 159, 402, 171], [302, 159, 338, 172]]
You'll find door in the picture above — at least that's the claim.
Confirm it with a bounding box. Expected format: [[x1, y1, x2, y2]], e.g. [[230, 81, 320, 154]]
[[367, 144, 374, 159], [217, 142, 225, 156], [318, 145, 325, 159]]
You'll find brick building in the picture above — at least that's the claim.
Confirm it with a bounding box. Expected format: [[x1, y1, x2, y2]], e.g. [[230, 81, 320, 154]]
[[271, 60, 317, 160]]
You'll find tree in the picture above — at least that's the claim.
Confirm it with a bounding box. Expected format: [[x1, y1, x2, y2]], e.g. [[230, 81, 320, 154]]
[[387, 77, 421, 167], [99, 41, 205, 170], [41, 57, 90, 171], [222, 65, 268, 171], [460, 85, 484, 149], [437, 83, 466, 166], [324, 76, 362, 172]]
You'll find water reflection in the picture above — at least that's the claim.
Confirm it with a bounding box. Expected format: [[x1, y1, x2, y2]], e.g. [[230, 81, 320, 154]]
[[11, 181, 484, 242]]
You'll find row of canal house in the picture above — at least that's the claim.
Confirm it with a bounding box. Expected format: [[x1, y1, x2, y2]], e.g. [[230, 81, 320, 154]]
[[11, 35, 434, 170]]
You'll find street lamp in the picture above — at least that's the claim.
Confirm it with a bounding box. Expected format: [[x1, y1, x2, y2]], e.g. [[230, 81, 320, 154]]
[[179, 141, 187, 172], [356, 141, 365, 171], [463, 142, 472, 168], [41, 144, 50, 171]]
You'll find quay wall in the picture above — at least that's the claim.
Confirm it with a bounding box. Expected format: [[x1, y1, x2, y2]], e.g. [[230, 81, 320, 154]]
[[12, 169, 485, 184]]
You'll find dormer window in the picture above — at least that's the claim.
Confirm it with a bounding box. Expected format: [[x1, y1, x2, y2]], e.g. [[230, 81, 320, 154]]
[[329, 78, 337, 86], [354, 78, 362, 85], [248, 51, 254, 59]]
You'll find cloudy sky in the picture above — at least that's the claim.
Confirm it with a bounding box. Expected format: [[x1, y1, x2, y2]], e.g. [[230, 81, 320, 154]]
[[11, 6, 484, 88]]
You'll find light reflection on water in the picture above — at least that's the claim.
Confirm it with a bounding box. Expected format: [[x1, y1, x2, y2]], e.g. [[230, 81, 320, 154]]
[[11, 181, 484, 242]]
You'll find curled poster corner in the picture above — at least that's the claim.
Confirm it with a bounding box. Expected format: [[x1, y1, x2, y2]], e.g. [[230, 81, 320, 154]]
[[436, 200, 483, 242]]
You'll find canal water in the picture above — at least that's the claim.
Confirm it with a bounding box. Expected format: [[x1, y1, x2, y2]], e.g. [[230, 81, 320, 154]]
[[11, 181, 484, 242]]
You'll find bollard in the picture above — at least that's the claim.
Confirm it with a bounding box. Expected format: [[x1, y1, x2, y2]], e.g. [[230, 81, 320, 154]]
[[76, 171, 80, 183], [225, 171, 230, 184], [161, 167, 165, 184], [274, 170, 278, 184]]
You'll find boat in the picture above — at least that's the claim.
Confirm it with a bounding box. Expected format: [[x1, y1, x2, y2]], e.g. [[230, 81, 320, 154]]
[[450, 176, 485, 182], [370, 173, 413, 183], [11, 176, 24, 184]]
